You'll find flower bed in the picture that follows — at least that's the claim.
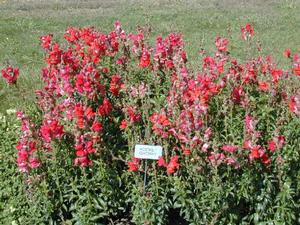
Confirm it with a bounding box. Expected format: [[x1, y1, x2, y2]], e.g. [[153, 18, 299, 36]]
[[1, 22, 300, 224]]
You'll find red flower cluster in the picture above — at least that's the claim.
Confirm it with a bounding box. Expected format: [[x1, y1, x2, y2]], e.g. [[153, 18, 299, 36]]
[[128, 157, 140, 172], [1, 65, 19, 84], [109, 74, 123, 96], [74, 136, 95, 166], [157, 155, 180, 175], [16, 111, 40, 172], [40, 119, 64, 143], [9, 22, 299, 176], [14, 22, 133, 172], [241, 23, 255, 41], [293, 53, 300, 76]]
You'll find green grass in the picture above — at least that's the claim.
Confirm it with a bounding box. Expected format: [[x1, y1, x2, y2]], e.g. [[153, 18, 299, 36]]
[[0, 0, 299, 112]]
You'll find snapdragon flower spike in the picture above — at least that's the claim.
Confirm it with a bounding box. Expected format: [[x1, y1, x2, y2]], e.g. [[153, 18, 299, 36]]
[[128, 157, 140, 172], [40, 34, 53, 50], [126, 106, 141, 124], [130, 82, 147, 98], [225, 157, 240, 169], [244, 143, 271, 165], [91, 121, 103, 132], [139, 49, 151, 68], [167, 155, 180, 174], [74, 135, 95, 167], [119, 119, 127, 130], [293, 54, 300, 76], [128, 31, 144, 54], [47, 43, 62, 65], [208, 152, 225, 167], [150, 112, 171, 138], [109, 74, 123, 96], [245, 114, 256, 134], [215, 36, 229, 53], [289, 94, 300, 116], [241, 23, 255, 41], [1, 65, 19, 85], [98, 99, 112, 117], [157, 156, 167, 167], [258, 81, 269, 92], [16, 111, 41, 173], [249, 145, 263, 159], [268, 140, 277, 152], [267, 135, 285, 153], [231, 86, 244, 104], [64, 27, 80, 44], [222, 145, 238, 153], [283, 49, 292, 58], [40, 119, 64, 143]]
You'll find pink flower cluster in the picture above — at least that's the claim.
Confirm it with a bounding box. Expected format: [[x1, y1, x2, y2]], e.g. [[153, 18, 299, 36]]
[[148, 24, 299, 173]]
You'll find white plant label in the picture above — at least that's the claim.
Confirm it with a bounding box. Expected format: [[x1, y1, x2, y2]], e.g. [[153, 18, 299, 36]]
[[134, 144, 163, 160]]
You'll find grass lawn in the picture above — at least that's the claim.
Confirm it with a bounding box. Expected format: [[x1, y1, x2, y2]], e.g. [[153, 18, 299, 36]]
[[0, 0, 299, 112]]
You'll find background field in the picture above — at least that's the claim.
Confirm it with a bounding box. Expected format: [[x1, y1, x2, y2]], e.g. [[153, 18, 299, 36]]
[[0, 0, 299, 112]]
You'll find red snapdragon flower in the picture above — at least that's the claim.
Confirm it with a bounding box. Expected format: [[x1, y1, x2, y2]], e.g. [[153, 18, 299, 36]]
[[293, 64, 300, 76], [157, 156, 166, 167], [250, 146, 262, 159], [231, 86, 244, 104], [98, 99, 112, 116], [167, 155, 180, 174], [243, 140, 254, 150], [119, 119, 127, 129], [139, 49, 151, 68], [40, 34, 53, 50], [16, 150, 29, 172], [16, 112, 41, 173], [85, 107, 95, 120], [91, 121, 103, 132], [128, 157, 140, 172], [126, 106, 141, 124], [74, 138, 95, 167], [258, 81, 269, 92], [150, 112, 171, 138], [268, 136, 285, 152], [268, 140, 277, 152], [292, 54, 300, 76], [40, 119, 64, 142], [64, 27, 80, 44], [249, 145, 270, 164], [271, 68, 283, 84], [74, 157, 92, 167], [261, 153, 271, 164], [283, 49, 291, 58], [1, 65, 19, 84], [29, 157, 41, 169], [109, 74, 123, 96], [241, 23, 254, 41], [182, 146, 191, 156], [47, 43, 62, 65], [215, 36, 229, 53]]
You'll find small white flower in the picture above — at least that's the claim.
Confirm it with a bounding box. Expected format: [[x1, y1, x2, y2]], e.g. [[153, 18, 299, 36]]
[[6, 108, 16, 115]]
